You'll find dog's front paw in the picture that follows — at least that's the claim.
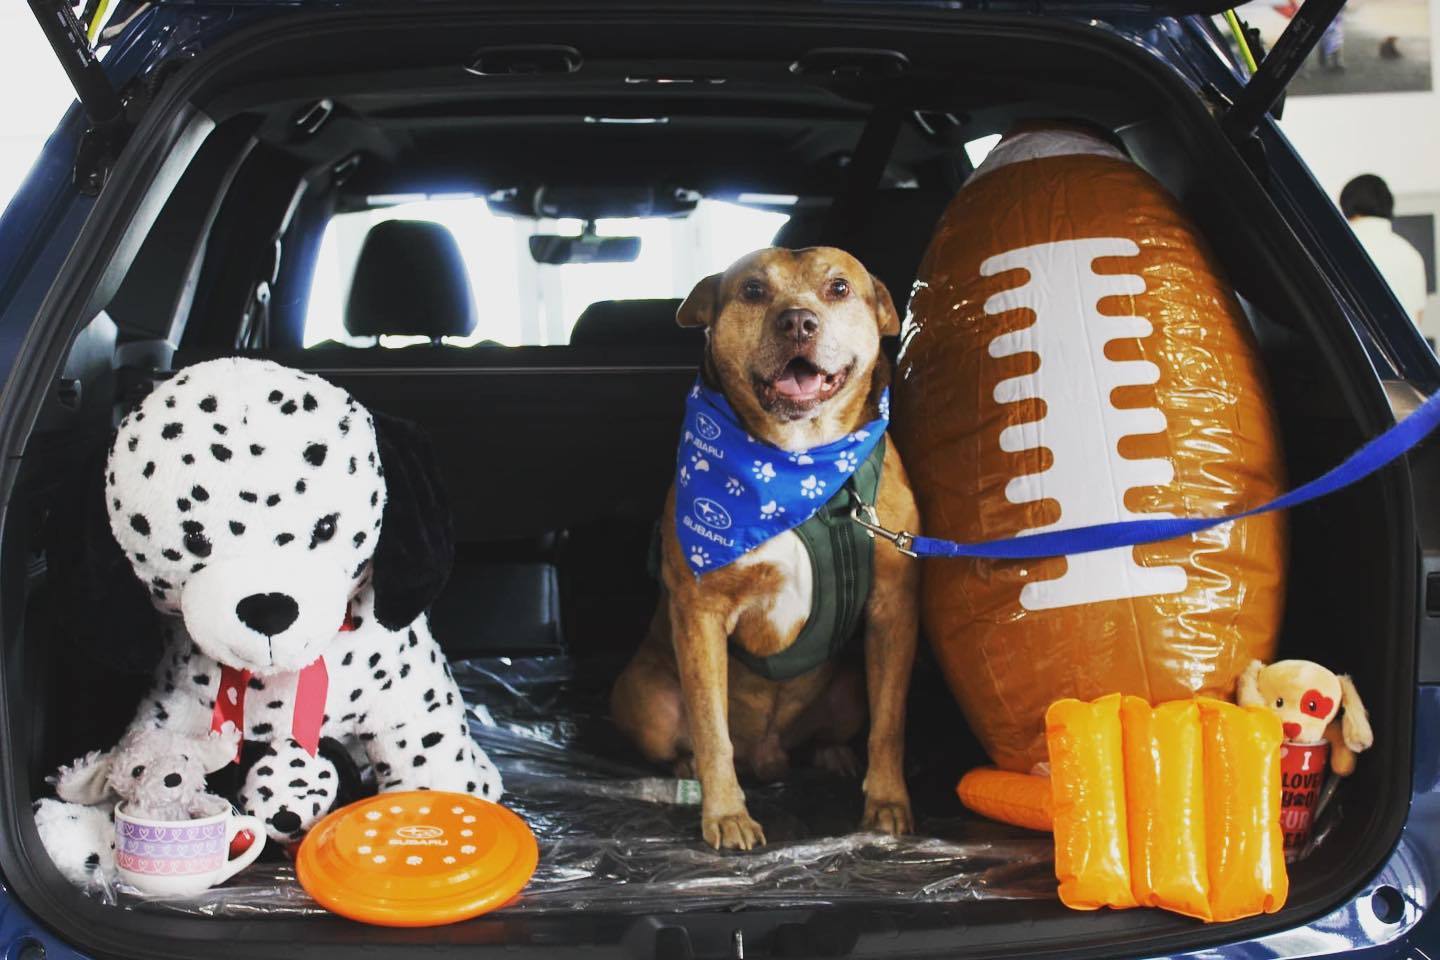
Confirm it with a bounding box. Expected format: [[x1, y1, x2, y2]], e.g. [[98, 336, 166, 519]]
[[702, 810, 767, 851], [861, 796, 913, 837]]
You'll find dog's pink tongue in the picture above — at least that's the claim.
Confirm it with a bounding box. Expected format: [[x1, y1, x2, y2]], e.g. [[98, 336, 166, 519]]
[[775, 364, 822, 399]]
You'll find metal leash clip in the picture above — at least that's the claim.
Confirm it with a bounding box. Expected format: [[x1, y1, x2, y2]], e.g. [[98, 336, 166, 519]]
[[850, 499, 919, 557]]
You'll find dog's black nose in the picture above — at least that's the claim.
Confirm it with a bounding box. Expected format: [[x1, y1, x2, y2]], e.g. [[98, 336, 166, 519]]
[[776, 308, 819, 341], [163, 773, 182, 788], [236, 592, 299, 636]]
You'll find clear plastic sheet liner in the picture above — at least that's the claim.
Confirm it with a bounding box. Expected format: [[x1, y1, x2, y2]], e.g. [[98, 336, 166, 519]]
[[92, 656, 1062, 917]]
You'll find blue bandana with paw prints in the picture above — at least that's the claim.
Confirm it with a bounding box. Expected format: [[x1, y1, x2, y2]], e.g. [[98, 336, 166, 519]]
[[675, 379, 890, 576]]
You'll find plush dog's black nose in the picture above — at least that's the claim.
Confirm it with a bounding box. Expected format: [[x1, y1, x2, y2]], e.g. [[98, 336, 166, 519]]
[[163, 773, 182, 788], [236, 592, 299, 636], [776, 308, 819, 341], [271, 810, 302, 835]]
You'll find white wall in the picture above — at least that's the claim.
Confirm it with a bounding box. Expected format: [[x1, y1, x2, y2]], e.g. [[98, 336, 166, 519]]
[[1276, 0, 1440, 334], [0, 6, 76, 214]]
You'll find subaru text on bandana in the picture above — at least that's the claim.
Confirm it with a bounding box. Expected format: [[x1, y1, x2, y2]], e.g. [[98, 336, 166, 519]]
[[675, 380, 890, 575]]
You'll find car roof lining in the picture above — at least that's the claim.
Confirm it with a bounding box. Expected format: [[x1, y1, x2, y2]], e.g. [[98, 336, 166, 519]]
[[195, 25, 1171, 207]]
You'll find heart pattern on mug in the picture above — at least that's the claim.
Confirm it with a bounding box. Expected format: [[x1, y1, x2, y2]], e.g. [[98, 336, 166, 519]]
[[117, 851, 226, 875]]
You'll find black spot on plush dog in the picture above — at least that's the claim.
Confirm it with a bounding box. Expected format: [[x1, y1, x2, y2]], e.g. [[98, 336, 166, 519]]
[[37, 358, 501, 869]]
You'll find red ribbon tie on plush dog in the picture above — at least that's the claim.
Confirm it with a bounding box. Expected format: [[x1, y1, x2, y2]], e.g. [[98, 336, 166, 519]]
[[209, 607, 351, 763]]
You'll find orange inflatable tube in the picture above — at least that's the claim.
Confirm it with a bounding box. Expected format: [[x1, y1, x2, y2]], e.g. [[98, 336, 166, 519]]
[[1047, 694, 1136, 911], [1121, 697, 1210, 921], [1198, 698, 1289, 921], [956, 768, 1053, 832]]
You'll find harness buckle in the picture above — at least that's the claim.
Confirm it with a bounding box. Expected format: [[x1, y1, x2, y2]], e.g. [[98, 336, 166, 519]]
[[850, 500, 918, 558]]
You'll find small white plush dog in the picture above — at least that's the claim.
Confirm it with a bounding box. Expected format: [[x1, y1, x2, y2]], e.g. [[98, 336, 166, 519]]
[[56, 726, 238, 818], [34, 727, 237, 886]]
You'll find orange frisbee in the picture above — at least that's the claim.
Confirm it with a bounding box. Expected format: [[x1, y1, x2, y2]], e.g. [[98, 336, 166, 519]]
[[296, 791, 538, 926]]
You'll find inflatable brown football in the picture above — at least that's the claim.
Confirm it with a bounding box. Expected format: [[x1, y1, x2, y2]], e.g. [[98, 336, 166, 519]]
[[893, 123, 1287, 773]]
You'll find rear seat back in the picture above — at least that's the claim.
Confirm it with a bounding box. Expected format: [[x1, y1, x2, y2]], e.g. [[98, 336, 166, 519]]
[[309, 358, 693, 658], [773, 190, 951, 307], [569, 298, 701, 350], [316, 361, 691, 542]]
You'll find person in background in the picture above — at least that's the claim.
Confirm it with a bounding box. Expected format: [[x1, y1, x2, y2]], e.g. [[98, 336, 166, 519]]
[[1340, 174, 1427, 328], [1317, 12, 1344, 71]]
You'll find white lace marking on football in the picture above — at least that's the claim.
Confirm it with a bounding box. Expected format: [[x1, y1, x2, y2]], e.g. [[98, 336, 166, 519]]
[[981, 236, 1188, 611]]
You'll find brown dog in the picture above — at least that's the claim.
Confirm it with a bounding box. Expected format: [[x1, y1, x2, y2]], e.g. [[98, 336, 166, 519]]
[[611, 247, 920, 850]]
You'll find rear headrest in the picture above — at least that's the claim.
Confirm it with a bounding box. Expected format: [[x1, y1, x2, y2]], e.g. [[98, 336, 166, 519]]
[[771, 210, 823, 250], [569, 298, 703, 348], [772, 191, 950, 309], [345, 220, 477, 340]]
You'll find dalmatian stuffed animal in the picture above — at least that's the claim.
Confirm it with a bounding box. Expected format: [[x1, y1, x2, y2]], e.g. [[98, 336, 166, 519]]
[[38, 358, 501, 879], [34, 727, 236, 886]]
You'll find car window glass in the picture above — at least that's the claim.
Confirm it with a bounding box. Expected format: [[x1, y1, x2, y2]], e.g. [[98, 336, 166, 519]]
[[303, 197, 788, 347]]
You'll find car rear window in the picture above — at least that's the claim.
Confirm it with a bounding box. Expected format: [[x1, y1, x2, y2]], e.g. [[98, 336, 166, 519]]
[[303, 195, 788, 347]]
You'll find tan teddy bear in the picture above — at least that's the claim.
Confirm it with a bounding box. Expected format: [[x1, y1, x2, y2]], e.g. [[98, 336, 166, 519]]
[[1235, 659, 1373, 775]]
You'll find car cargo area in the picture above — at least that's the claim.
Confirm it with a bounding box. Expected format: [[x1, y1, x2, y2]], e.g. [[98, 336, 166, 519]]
[[0, 7, 1419, 959]]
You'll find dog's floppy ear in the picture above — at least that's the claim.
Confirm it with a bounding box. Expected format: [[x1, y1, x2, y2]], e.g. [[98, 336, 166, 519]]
[[677, 273, 722, 328], [870, 274, 900, 336], [1235, 658, 1265, 708], [46, 443, 164, 674], [369, 411, 454, 631], [52, 747, 116, 805], [1337, 674, 1374, 754]]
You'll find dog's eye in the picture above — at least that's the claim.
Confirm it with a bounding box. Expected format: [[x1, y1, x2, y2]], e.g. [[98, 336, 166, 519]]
[[184, 531, 212, 558], [131, 765, 145, 778], [182, 520, 211, 558], [1275, 697, 1284, 709], [310, 513, 338, 549], [827, 278, 851, 299], [741, 279, 767, 302]]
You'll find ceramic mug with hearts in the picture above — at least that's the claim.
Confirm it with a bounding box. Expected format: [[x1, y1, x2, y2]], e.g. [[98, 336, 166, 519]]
[[114, 802, 266, 896]]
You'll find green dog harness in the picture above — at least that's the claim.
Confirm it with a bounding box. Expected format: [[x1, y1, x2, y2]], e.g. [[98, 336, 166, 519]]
[[728, 437, 887, 682]]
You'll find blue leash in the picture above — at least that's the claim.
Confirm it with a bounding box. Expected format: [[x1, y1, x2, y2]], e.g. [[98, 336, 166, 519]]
[[855, 389, 1440, 561]]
